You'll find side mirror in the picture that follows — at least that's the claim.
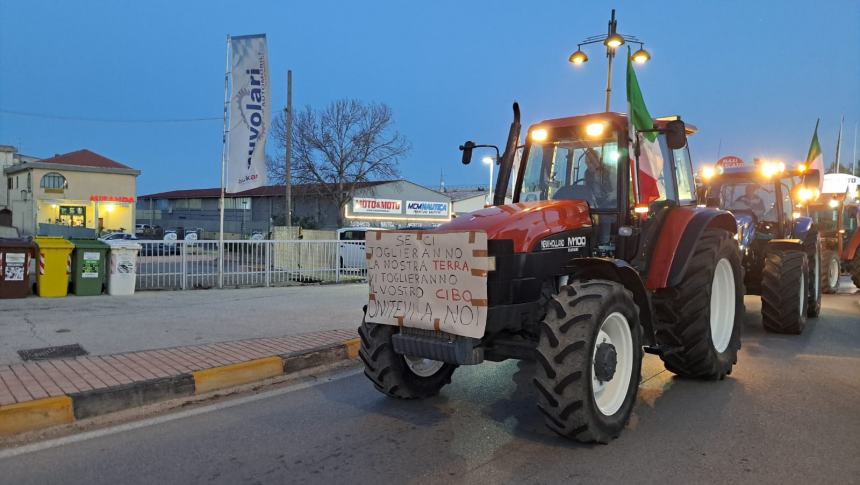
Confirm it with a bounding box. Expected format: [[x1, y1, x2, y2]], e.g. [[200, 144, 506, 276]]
[[459, 141, 476, 165], [665, 120, 687, 150]]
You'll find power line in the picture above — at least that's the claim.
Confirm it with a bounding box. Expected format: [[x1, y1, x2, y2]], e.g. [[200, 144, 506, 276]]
[[0, 109, 221, 124]]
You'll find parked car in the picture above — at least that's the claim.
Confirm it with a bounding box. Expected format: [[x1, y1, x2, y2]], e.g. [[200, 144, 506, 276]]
[[337, 227, 384, 269], [100, 232, 138, 241]]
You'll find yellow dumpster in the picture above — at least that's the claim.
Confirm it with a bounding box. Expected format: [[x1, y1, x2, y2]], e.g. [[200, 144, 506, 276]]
[[34, 237, 74, 298]]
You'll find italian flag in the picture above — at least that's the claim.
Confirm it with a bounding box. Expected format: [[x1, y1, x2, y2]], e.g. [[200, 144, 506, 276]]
[[805, 119, 824, 190], [626, 48, 665, 204]]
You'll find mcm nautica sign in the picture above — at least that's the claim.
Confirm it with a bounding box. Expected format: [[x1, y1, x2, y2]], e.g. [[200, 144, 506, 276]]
[[227, 34, 269, 193]]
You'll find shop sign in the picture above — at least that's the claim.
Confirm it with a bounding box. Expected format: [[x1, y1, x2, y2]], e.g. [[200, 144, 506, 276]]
[[353, 198, 402, 214], [60, 206, 85, 216], [90, 195, 135, 203], [405, 201, 449, 216]]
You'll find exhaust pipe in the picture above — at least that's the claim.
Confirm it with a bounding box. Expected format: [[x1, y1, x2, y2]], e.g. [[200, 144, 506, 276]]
[[494, 102, 521, 206]]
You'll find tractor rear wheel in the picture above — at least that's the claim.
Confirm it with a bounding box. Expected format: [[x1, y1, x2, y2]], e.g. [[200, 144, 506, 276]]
[[654, 229, 743, 380], [358, 319, 457, 399], [533, 280, 642, 443], [803, 230, 822, 318], [822, 250, 840, 294], [761, 250, 809, 334]]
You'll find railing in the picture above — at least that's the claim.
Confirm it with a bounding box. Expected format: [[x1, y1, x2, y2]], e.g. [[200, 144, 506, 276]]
[[135, 240, 366, 291]]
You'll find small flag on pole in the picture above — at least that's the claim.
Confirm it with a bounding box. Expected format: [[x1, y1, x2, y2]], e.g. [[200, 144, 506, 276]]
[[805, 119, 824, 190], [626, 47, 665, 203]]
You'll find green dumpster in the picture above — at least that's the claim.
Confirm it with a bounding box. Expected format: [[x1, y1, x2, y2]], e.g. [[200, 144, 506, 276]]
[[69, 238, 109, 296]]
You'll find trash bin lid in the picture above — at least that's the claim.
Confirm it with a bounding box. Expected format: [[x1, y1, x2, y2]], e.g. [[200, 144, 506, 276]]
[[105, 240, 142, 250], [69, 238, 109, 250], [0, 238, 36, 250], [33, 236, 74, 249]]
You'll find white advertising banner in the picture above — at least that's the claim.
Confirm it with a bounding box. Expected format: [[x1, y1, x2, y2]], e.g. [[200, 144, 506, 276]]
[[353, 198, 402, 214], [365, 230, 490, 338], [227, 34, 269, 193], [405, 201, 449, 216]]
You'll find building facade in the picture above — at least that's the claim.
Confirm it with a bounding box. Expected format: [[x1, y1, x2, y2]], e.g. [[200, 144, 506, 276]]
[[1, 148, 140, 236], [138, 180, 453, 236]]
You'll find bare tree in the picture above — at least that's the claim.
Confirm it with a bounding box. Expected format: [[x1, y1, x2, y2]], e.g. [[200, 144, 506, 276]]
[[268, 99, 410, 226]]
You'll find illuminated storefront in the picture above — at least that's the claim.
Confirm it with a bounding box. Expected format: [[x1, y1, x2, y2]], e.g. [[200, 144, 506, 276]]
[[2, 149, 139, 236]]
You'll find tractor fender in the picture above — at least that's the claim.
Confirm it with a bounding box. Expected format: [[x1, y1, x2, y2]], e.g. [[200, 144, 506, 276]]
[[566, 257, 656, 346], [767, 239, 804, 252], [845, 230, 860, 261], [646, 207, 737, 290]]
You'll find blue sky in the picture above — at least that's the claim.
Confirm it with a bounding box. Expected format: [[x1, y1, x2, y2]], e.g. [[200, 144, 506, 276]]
[[1, 0, 858, 195]]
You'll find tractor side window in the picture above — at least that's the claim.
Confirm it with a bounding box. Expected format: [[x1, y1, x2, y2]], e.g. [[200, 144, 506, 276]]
[[637, 136, 676, 204], [780, 182, 794, 224], [672, 147, 696, 205], [845, 206, 858, 237]]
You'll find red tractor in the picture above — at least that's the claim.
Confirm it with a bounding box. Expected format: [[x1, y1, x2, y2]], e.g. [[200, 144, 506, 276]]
[[360, 104, 743, 443], [807, 176, 860, 291]]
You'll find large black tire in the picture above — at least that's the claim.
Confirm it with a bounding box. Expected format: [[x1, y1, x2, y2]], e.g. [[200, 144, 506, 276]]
[[761, 250, 809, 334], [850, 253, 860, 289], [358, 319, 457, 399], [802, 230, 822, 317], [654, 229, 744, 380], [534, 280, 643, 443], [822, 250, 840, 294]]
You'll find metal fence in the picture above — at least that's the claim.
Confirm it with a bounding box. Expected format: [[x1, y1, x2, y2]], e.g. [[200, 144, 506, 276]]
[[135, 240, 367, 291]]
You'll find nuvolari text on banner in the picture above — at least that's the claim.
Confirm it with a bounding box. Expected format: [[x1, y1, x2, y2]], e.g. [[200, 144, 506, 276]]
[[228, 34, 269, 193]]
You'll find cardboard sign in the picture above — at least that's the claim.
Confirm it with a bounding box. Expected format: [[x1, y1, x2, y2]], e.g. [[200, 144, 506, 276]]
[[365, 230, 490, 338]]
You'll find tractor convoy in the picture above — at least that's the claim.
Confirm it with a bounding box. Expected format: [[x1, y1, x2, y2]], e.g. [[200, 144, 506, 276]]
[[357, 45, 830, 445], [698, 163, 822, 334], [360, 103, 750, 443]]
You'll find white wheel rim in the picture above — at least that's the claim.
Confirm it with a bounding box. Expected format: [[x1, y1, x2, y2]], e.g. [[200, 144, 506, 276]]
[[829, 258, 840, 287], [798, 271, 805, 317], [403, 355, 444, 377], [710, 258, 735, 353], [592, 312, 633, 416]]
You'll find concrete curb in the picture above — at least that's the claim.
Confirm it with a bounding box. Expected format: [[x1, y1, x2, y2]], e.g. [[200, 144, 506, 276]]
[[0, 337, 360, 436]]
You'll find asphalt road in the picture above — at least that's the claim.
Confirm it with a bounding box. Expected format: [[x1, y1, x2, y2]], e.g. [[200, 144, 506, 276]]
[[1, 293, 858, 484]]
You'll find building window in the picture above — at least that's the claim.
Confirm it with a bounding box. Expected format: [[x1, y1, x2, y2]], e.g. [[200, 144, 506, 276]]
[[6, 177, 10, 190], [40, 172, 67, 190], [221, 198, 251, 210]]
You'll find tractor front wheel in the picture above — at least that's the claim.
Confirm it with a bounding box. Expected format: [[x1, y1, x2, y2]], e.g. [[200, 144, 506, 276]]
[[654, 229, 744, 380], [850, 253, 860, 289], [533, 280, 642, 443], [803, 230, 822, 317], [822, 250, 840, 294], [358, 319, 457, 399], [761, 250, 809, 334]]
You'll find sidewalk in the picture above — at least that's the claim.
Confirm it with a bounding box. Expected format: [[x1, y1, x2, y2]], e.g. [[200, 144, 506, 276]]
[[0, 284, 368, 365], [0, 328, 360, 435]]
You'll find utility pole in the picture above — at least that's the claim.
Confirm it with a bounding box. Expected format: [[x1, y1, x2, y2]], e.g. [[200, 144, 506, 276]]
[[835, 115, 844, 173], [285, 70, 293, 228]]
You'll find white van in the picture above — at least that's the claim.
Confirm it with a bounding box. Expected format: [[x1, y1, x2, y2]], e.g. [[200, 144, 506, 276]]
[[337, 227, 384, 269]]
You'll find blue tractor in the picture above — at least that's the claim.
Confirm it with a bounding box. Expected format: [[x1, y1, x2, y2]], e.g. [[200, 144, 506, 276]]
[[700, 162, 822, 334]]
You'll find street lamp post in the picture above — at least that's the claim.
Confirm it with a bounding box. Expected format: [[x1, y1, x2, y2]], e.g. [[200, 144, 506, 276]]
[[482, 156, 495, 204], [568, 9, 651, 112]]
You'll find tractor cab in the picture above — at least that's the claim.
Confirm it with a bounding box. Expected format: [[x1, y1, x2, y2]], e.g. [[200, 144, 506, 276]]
[[700, 163, 818, 254], [805, 174, 860, 291]]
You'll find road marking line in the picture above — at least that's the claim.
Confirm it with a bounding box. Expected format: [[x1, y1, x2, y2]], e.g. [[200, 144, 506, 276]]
[[0, 367, 362, 460]]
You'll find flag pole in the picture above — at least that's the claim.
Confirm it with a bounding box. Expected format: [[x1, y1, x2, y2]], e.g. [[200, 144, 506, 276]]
[[852, 122, 857, 176], [218, 35, 231, 289], [835, 115, 844, 174], [285, 70, 293, 229]]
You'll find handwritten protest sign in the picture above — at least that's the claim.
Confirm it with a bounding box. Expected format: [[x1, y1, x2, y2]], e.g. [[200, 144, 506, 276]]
[[365, 230, 490, 338]]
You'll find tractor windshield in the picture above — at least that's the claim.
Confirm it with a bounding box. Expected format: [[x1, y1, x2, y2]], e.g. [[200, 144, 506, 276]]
[[717, 182, 778, 221], [520, 129, 620, 209], [808, 205, 840, 232]]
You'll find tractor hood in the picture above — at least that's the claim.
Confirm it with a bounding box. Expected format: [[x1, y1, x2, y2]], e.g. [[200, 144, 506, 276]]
[[439, 200, 591, 253]]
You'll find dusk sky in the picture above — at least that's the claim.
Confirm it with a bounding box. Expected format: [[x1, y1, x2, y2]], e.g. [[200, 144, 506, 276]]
[[1, 0, 858, 195]]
